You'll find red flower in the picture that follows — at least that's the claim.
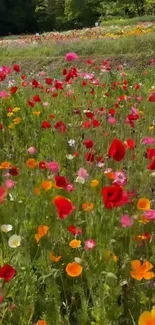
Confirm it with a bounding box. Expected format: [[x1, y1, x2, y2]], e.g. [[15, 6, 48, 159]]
[[9, 166, 19, 176], [148, 159, 155, 170], [85, 152, 95, 163], [149, 92, 155, 102], [0, 264, 16, 282], [147, 148, 155, 160], [33, 95, 41, 102], [102, 184, 129, 209], [63, 68, 67, 75], [27, 100, 35, 107], [10, 86, 18, 94], [0, 124, 3, 130], [54, 121, 66, 133], [83, 139, 94, 149], [55, 176, 67, 189], [32, 79, 39, 88], [42, 121, 51, 129], [108, 139, 126, 162], [39, 161, 47, 170], [92, 119, 101, 127], [54, 196, 75, 219], [82, 121, 91, 129], [86, 112, 94, 119], [55, 80, 63, 90], [52, 92, 58, 98], [13, 64, 21, 72], [125, 138, 135, 149], [46, 78, 53, 85], [0, 72, 6, 82], [67, 225, 83, 235]]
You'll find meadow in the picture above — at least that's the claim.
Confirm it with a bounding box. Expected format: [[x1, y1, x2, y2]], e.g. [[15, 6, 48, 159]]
[[0, 20, 155, 325]]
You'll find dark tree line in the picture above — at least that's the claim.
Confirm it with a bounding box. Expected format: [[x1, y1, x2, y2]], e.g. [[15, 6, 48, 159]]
[[0, 0, 155, 36]]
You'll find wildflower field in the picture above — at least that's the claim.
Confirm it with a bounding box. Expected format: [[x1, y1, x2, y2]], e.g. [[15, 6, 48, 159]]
[[0, 22, 155, 325]]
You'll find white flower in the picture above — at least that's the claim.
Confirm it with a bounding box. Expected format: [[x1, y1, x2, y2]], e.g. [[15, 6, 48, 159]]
[[66, 154, 74, 160], [74, 257, 82, 264], [75, 176, 85, 184], [1, 224, 13, 233], [8, 234, 21, 248], [68, 139, 76, 147]]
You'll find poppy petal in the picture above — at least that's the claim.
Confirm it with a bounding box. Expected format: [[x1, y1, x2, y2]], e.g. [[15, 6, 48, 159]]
[[130, 271, 143, 281], [138, 311, 152, 325], [142, 261, 153, 272], [131, 260, 142, 271], [143, 272, 155, 280]]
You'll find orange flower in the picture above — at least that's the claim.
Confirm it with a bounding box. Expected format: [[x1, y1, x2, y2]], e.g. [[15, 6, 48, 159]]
[[26, 158, 37, 168], [33, 111, 41, 116], [137, 198, 150, 210], [34, 187, 41, 195], [106, 251, 118, 262], [41, 180, 52, 191], [138, 309, 155, 325], [130, 260, 154, 281], [50, 251, 61, 262], [13, 117, 22, 124], [104, 172, 115, 180], [37, 321, 47, 325], [82, 202, 94, 211], [0, 161, 10, 169], [90, 179, 99, 187], [35, 225, 49, 243], [69, 239, 81, 248], [66, 262, 83, 277]]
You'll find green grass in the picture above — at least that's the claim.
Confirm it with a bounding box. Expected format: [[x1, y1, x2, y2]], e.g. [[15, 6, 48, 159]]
[[101, 15, 155, 26]]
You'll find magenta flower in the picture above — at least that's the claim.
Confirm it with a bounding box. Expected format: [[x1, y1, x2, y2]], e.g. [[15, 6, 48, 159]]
[[47, 161, 60, 174], [143, 209, 155, 220], [120, 215, 133, 227], [66, 52, 78, 61], [113, 171, 127, 186], [141, 137, 155, 145], [0, 91, 9, 98], [84, 239, 96, 250], [77, 168, 89, 179], [108, 117, 117, 125], [4, 179, 16, 189], [27, 146, 37, 155]]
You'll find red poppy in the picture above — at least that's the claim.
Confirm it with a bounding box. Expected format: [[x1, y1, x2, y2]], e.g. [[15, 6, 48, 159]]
[[148, 159, 155, 170], [147, 148, 155, 160], [32, 79, 39, 88], [9, 166, 19, 176], [127, 114, 139, 121], [55, 176, 67, 189], [54, 121, 66, 133], [42, 121, 51, 129], [109, 109, 116, 116], [38, 161, 47, 170], [0, 264, 16, 282], [0, 124, 3, 130], [46, 78, 53, 85], [33, 95, 41, 102], [82, 121, 91, 129], [92, 119, 101, 127], [67, 225, 83, 235], [55, 80, 63, 90], [0, 187, 7, 204], [54, 196, 75, 219], [85, 112, 94, 119], [83, 139, 94, 149], [63, 68, 67, 75], [102, 184, 129, 209], [27, 100, 35, 107], [82, 80, 87, 86], [21, 75, 26, 80], [149, 92, 155, 102], [52, 93, 58, 98], [125, 138, 135, 149], [0, 71, 6, 82], [85, 152, 95, 163], [13, 64, 21, 72], [108, 139, 126, 162], [10, 86, 18, 94]]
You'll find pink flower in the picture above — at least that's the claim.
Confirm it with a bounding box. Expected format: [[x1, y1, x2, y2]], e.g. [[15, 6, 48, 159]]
[[143, 209, 155, 220], [108, 117, 116, 125], [47, 161, 60, 174], [121, 215, 133, 227], [113, 171, 127, 186], [77, 168, 89, 179], [141, 137, 155, 145], [66, 52, 78, 61], [0, 91, 9, 98], [27, 146, 37, 155], [4, 179, 16, 189], [84, 239, 96, 250]]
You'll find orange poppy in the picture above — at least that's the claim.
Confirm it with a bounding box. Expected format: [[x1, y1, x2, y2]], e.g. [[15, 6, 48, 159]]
[[50, 252, 61, 262], [0, 161, 11, 169], [37, 321, 47, 325], [82, 202, 94, 211], [138, 309, 155, 325], [41, 180, 52, 191], [104, 172, 115, 180], [90, 179, 99, 187], [130, 260, 154, 281], [69, 239, 81, 248], [35, 225, 49, 243], [13, 117, 22, 124], [34, 187, 41, 195], [33, 111, 41, 116], [26, 158, 37, 168], [66, 262, 83, 277], [137, 198, 150, 210]]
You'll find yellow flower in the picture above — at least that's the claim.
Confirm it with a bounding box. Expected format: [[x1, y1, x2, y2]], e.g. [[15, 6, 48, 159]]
[[7, 112, 13, 117], [13, 117, 22, 125], [90, 179, 99, 187], [8, 124, 15, 129], [69, 239, 81, 248], [33, 111, 41, 116], [148, 126, 154, 131], [13, 107, 20, 112]]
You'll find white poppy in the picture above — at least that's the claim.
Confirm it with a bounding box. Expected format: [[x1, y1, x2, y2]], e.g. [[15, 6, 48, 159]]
[[8, 234, 21, 248], [1, 224, 13, 233]]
